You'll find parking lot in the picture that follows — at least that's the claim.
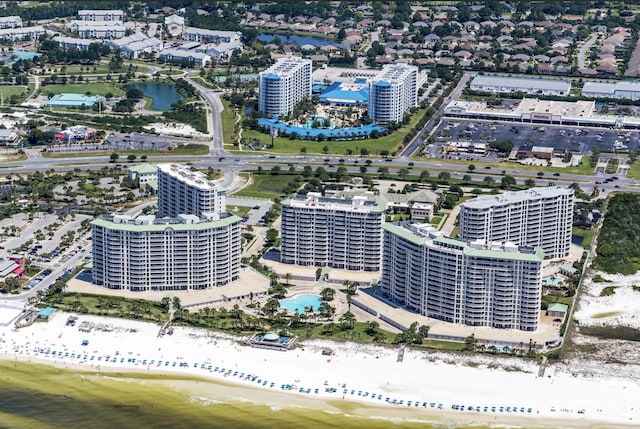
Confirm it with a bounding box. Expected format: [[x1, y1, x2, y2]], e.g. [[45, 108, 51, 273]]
[[434, 120, 640, 157]]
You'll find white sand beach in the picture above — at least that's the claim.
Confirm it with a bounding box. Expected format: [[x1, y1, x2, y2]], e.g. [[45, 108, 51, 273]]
[[1, 311, 639, 428]]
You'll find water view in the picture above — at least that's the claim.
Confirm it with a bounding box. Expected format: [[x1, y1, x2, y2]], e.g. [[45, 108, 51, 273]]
[[127, 82, 182, 111], [0, 360, 457, 429]]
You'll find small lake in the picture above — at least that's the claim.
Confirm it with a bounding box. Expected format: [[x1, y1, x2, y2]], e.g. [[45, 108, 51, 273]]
[[127, 82, 182, 111], [257, 33, 347, 49]]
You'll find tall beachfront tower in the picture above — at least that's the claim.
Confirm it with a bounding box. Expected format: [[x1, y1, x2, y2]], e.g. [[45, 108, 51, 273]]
[[280, 192, 385, 271], [458, 187, 574, 259], [156, 163, 226, 218], [258, 56, 312, 118], [381, 223, 544, 331], [368, 63, 418, 124], [92, 213, 241, 291]]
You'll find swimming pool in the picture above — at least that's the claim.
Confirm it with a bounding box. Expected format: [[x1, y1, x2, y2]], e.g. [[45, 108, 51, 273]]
[[544, 277, 562, 286], [279, 294, 323, 314]]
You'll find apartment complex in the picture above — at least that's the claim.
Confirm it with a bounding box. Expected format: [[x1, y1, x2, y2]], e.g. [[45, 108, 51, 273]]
[[381, 223, 544, 331], [458, 187, 574, 259], [368, 63, 418, 124], [69, 21, 126, 39], [280, 193, 385, 271], [156, 163, 226, 218], [91, 213, 241, 291], [78, 9, 124, 21], [0, 26, 46, 41], [0, 16, 22, 29], [183, 27, 241, 44], [258, 56, 312, 117]]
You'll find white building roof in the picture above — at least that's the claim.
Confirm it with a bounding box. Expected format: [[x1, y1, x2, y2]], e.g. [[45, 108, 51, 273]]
[[373, 63, 418, 84], [461, 187, 573, 210], [582, 81, 616, 95], [262, 56, 311, 78], [157, 163, 223, 191], [471, 75, 571, 92]]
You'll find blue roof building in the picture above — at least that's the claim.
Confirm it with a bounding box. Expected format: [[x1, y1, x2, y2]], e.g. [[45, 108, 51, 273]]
[[47, 93, 98, 108], [318, 81, 369, 106]]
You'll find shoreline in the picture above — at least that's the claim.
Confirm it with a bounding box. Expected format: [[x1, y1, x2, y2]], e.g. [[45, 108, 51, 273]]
[[1, 311, 639, 428]]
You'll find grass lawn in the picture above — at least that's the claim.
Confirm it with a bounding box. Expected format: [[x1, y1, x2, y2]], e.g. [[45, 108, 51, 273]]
[[233, 174, 295, 199], [573, 227, 595, 249], [39, 82, 126, 97], [626, 161, 640, 179], [223, 98, 426, 156], [221, 98, 238, 147], [227, 205, 251, 217], [42, 144, 209, 159], [0, 85, 31, 99], [54, 64, 112, 74], [412, 156, 594, 177]]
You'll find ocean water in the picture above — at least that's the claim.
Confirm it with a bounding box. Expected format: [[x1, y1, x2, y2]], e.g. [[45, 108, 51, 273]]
[[0, 360, 489, 429]]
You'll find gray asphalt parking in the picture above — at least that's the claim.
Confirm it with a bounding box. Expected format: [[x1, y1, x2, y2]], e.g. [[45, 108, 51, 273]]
[[437, 120, 639, 155]]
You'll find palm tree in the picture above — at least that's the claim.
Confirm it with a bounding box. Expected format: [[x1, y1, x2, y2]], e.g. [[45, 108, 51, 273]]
[[320, 287, 335, 301], [338, 311, 356, 330]]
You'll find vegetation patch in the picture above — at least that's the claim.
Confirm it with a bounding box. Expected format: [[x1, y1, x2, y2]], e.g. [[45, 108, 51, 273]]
[[592, 274, 611, 283], [594, 193, 640, 274], [233, 174, 297, 199], [604, 158, 620, 175], [579, 326, 640, 342], [600, 286, 618, 296]]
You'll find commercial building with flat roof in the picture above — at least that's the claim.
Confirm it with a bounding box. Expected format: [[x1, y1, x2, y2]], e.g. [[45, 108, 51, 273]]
[[470, 75, 571, 96], [91, 213, 241, 291], [582, 80, 640, 100], [281, 192, 385, 271], [258, 56, 312, 117], [157, 163, 226, 218], [368, 63, 418, 124], [46, 93, 98, 108], [459, 187, 574, 259], [381, 222, 544, 331]]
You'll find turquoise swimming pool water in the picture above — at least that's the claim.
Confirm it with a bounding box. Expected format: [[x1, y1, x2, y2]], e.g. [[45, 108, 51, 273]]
[[279, 294, 322, 313]]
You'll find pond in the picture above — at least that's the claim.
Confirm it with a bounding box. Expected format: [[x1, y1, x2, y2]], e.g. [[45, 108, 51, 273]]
[[127, 82, 182, 111], [257, 33, 347, 49]]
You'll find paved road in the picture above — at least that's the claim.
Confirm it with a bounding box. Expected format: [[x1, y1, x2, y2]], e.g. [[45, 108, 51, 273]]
[[185, 74, 225, 157], [578, 33, 600, 70], [399, 72, 475, 160]]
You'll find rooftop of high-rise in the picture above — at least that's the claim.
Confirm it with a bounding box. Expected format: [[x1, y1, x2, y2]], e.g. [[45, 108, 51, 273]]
[[460, 187, 573, 209], [282, 192, 385, 213], [157, 163, 225, 192]]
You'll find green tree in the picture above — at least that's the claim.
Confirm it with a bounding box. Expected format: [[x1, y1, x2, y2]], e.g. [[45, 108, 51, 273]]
[[110, 152, 119, 163], [320, 287, 335, 301], [127, 154, 136, 163], [501, 175, 516, 190]]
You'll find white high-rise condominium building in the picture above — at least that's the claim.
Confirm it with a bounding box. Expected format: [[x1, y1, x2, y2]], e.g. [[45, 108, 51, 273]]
[[458, 187, 574, 259], [381, 223, 544, 331], [91, 213, 241, 291], [157, 164, 226, 218], [368, 63, 418, 124], [258, 57, 312, 117], [280, 193, 385, 271]]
